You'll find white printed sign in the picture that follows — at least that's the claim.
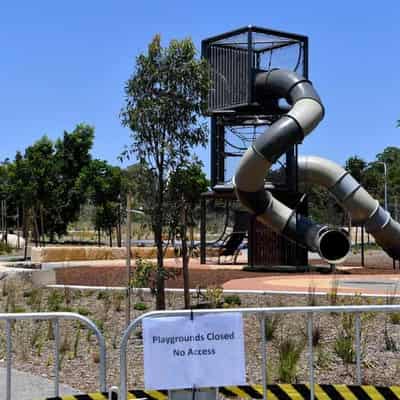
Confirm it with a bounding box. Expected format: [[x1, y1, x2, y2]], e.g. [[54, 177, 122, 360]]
[[143, 313, 246, 390]]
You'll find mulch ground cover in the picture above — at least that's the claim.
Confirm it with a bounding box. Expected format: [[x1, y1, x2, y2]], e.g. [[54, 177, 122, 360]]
[[2, 265, 400, 393], [54, 250, 400, 289], [1, 249, 400, 393]]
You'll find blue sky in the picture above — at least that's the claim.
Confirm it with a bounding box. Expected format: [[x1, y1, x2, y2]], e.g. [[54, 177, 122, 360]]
[[1, 1, 399, 174]]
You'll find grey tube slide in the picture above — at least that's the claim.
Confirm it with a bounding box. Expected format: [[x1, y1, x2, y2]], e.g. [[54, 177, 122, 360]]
[[234, 69, 351, 264], [298, 156, 400, 259], [234, 68, 400, 263]]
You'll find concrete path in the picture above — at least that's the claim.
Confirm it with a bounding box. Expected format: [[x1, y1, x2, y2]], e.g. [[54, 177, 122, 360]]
[[0, 368, 79, 399], [0, 264, 32, 281]]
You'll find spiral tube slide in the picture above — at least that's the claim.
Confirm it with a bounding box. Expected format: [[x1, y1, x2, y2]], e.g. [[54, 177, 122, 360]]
[[298, 156, 400, 260], [234, 69, 351, 264]]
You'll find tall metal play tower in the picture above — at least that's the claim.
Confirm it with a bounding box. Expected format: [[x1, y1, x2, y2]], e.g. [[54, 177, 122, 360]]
[[200, 26, 309, 267]]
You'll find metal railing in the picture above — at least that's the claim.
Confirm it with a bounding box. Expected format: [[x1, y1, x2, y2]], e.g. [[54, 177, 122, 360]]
[[0, 312, 107, 400], [119, 304, 400, 400]]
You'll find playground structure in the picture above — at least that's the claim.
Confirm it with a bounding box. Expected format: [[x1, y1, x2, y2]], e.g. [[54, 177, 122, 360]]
[[201, 25, 400, 267], [200, 26, 309, 267]]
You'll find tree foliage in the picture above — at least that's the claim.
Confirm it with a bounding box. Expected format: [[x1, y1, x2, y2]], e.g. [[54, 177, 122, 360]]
[[345, 156, 367, 182], [166, 160, 209, 308], [77, 159, 125, 246], [0, 123, 126, 246], [120, 34, 210, 309], [53, 124, 94, 235]]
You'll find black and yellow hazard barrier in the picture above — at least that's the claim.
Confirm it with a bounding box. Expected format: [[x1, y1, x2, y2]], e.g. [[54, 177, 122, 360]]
[[42, 384, 400, 400]]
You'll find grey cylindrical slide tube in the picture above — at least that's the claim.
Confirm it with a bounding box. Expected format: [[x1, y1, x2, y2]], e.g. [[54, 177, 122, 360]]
[[298, 155, 400, 259], [234, 69, 351, 264]]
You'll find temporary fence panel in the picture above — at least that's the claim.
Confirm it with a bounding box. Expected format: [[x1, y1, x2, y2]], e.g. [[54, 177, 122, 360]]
[[41, 384, 400, 400], [0, 312, 107, 400], [119, 305, 400, 400]]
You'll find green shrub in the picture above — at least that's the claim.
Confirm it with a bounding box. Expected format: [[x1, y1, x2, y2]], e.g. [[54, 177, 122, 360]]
[[390, 313, 400, 325], [83, 290, 95, 298], [73, 289, 82, 300], [77, 307, 91, 316], [205, 286, 224, 308], [264, 315, 281, 341], [61, 306, 74, 312], [277, 338, 304, 382], [223, 294, 241, 307], [334, 334, 355, 363], [13, 305, 26, 313], [386, 289, 400, 325], [47, 290, 64, 312], [384, 325, 398, 352], [134, 302, 148, 311], [25, 288, 43, 312], [334, 314, 355, 363], [112, 291, 125, 312], [88, 319, 104, 340], [96, 291, 110, 300], [131, 258, 156, 288]]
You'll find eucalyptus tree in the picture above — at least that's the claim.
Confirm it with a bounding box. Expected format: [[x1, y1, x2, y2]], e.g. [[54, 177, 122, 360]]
[[24, 135, 57, 244], [345, 155, 367, 183], [52, 124, 94, 237], [77, 159, 124, 247], [120, 35, 210, 309], [167, 160, 209, 308]]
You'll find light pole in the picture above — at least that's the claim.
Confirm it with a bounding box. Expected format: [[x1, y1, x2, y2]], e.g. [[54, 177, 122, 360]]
[[125, 194, 145, 327]]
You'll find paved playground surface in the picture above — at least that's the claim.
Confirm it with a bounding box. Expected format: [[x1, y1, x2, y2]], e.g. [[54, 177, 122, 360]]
[[223, 273, 400, 295], [3, 249, 400, 296]]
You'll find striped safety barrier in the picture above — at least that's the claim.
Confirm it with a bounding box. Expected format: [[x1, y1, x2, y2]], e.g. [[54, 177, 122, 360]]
[[41, 384, 400, 400]]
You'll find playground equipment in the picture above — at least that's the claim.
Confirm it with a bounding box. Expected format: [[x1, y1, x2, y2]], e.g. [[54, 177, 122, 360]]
[[216, 209, 248, 264], [234, 69, 400, 263], [298, 156, 400, 260], [201, 25, 400, 266], [200, 26, 309, 267], [234, 68, 350, 264]]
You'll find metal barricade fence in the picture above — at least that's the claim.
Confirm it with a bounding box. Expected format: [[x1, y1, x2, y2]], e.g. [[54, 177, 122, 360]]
[[0, 312, 107, 400], [119, 304, 400, 400]]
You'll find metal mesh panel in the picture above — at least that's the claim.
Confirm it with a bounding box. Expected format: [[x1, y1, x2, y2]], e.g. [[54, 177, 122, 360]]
[[203, 26, 307, 113], [252, 31, 296, 51], [209, 46, 248, 110], [213, 32, 248, 49], [222, 125, 286, 185], [204, 26, 308, 187], [258, 42, 305, 76]]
